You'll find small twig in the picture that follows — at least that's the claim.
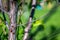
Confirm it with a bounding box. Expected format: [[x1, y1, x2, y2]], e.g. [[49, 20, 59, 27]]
[[0, 7, 9, 14], [2, 12, 9, 29], [17, 0, 24, 7], [5, 21, 9, 29], [0, 0, 9, 29]]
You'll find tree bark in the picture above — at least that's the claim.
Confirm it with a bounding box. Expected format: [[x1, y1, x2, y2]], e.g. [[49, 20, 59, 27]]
[[8, 0, 18, 40], [1, 0, 9, 11], [23, 0, 36, 40]]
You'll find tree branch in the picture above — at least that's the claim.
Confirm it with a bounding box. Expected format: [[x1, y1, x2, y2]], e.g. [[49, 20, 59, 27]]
[[23, 0, 36, 40], [0, 7, 9, 14], [0, 0, 9, 29], [0, 0, 9, 14]]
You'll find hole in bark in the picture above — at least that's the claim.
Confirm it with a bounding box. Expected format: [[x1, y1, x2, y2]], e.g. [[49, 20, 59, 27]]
[[4, 7, 8, 11], [12, 26, 14, 28], [10, 29, 13, 32], [5, 7, 7, 9]]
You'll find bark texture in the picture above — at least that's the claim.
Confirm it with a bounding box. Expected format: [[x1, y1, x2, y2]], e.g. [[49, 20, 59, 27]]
[[8, 0, 17, 40], [23, 0, 36, 40]]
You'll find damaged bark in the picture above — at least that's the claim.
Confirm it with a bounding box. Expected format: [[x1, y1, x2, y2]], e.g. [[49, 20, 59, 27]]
[[8, 0, 18, 40]]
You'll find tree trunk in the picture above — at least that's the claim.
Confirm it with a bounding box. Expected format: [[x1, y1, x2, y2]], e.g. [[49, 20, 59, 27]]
[[8, 0, 17, 40], [0, 0, 18, 40]]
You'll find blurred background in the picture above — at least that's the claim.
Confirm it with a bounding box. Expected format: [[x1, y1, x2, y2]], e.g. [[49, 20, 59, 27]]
[[0, 0, 60, 40]]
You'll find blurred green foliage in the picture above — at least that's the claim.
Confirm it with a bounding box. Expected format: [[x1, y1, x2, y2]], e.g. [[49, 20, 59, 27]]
[[0, 0, 60, 40]]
